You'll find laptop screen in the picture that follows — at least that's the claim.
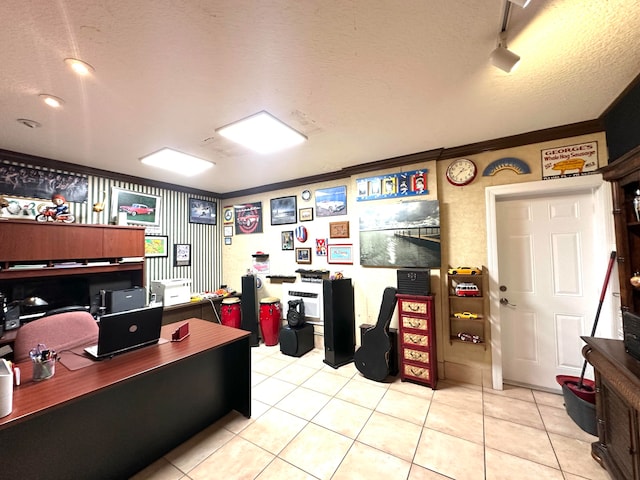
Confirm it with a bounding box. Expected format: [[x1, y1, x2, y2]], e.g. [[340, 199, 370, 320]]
[[93, 305, 163, 357]]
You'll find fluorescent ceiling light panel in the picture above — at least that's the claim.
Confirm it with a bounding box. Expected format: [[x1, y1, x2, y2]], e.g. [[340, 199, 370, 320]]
[[140, 148, 214, 176], [216, 111, 307, 154]]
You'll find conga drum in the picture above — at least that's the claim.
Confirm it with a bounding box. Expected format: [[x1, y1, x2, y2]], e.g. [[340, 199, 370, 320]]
[[220, 297, 241, 328], [259, 297, 282, 346]]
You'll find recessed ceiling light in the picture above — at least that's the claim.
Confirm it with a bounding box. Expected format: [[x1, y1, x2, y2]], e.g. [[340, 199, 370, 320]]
[[16, 118, 42, 129], [216, 111, 307, 154], [140, 148, 215, 176], [64, 58, 95, 76], [38, 94, 65, 108]]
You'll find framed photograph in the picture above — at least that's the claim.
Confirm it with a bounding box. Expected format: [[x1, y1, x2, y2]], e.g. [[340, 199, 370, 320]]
[[224, 237, 232, 245], [295, 247, 312, 264], [111, 187, 161, 226], [299, 207, 314, 222], [174, 243, 191, 267], [329, 221, 350, 238], [224, 225, 233, 237], [189, 198, 216, 225], [315, 185, 347, 217], [282, 230, 294, 250], [144, 235, 168, 257], [328, 244, 353, 264], [271, 196, 297, 225]]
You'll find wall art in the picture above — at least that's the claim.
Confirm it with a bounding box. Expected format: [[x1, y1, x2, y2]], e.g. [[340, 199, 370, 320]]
[[356, 168, 429, 202], [234, 202, 263, 234], [144, 235, 168, 257], [111, 187, 161, 226], [282, 230, 294, 250], [174, 243, 191, 267], [329, 221, 350, 238], [299, 207, 314, 222], [315, 185, 347, 217], [359, 200, 441, 268], [189, 198, 216, 224], [295, 247, 312, 264], [0, 161, 88, 203], [270, 196, 297, 225], [328, 244, 353, 264]]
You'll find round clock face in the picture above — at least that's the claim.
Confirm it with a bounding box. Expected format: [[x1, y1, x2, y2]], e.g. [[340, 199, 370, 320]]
[[446, 158, 477, 186], [301, 190, 311, 201]]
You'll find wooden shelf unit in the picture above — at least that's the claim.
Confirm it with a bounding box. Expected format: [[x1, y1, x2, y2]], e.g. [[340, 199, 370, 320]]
[[599, 145, 640, 313], [447, 267, 487, 348]]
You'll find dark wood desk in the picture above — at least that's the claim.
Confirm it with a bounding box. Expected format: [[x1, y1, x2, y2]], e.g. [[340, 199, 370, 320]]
[[0, 319, 250, 479], [583, 337, 640, 480]]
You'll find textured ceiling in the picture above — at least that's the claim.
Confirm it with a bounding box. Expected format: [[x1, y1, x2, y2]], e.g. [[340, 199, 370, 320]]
[[1, 0, 639, 194]]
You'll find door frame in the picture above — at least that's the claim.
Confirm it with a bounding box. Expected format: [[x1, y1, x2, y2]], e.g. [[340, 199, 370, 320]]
[[485, 174, 617, 390]]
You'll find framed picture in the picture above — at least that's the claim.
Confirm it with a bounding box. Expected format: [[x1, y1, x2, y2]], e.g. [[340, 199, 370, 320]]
[[174, 243, 191, 267], [282, 231, 294, 250], [299, 207, 314, 222], [189, 198, 216, 225], [223, 225, 233, 237], [295, 247, 312, 264], [315, 185, 347, 217], [144, 235, 168, 257], [328, 244, 353, 264], [224, 237, 232, 245], [111, 187, 161, 226], [329, 221, 350, 238], [271, 196, 297, 225]]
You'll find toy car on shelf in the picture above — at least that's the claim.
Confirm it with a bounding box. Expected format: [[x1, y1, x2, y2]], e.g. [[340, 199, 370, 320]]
[[457, 332, 482, 344], [453, 311, 478, 319], [454, 283, 481, 297], [448, 266, 481, 275]]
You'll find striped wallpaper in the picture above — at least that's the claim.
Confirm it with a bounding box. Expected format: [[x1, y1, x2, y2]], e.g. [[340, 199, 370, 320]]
[[2, 160, 222, 296]]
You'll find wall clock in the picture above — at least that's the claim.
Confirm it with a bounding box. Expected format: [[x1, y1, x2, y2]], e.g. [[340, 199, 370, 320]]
[[446, 158, 477, 186], [301, 190, 311, 201]]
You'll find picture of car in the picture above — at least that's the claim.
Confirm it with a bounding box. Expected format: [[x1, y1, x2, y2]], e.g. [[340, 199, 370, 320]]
[[448, 266, 481, 275], [454, 282, 481, 297], [120, 203, 154, 216], [453, 311, 478, 319]]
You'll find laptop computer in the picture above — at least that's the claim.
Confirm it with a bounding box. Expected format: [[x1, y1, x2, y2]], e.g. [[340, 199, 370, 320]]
[[84, 305, 164, 359]]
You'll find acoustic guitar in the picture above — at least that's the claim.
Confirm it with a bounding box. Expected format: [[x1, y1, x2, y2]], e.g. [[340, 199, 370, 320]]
[[354, 287, 398, 381]]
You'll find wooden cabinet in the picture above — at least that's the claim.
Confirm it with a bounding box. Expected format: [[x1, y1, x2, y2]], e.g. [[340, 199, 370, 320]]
[[600, 145, 640, 313], [583, 337, 640, 480], [396, 294, 437, 388], [0, 220, 145, 312], [447, 268, 487, 348]]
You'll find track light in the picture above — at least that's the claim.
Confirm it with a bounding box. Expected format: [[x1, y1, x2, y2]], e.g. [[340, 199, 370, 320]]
[[490, 31, 521, 73], [509, 0, 531, 7]]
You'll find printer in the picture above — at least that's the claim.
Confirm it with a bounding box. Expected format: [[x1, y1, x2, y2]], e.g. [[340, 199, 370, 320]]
[[150, 278, 191, 306]]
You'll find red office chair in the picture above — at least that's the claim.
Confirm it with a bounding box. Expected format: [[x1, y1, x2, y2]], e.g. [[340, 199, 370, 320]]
[[13, 310, 99, 362]]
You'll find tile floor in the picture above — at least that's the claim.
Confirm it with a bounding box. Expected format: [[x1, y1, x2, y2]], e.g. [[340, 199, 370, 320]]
[[131, 345, 611, 480]]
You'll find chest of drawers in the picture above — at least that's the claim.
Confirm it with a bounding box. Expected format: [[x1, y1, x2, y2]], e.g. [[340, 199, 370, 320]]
[[396, 294, 437, 389]]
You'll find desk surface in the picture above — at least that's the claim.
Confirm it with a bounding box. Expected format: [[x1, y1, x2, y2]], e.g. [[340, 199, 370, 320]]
[[1, 318, 249, 428]]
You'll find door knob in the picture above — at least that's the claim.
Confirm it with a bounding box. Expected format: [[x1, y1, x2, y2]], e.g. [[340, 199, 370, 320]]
[[500, 297, 516, 306]]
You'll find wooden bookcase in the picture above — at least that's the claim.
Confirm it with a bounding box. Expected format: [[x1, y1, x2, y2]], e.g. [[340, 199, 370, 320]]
[[599, 145, 640, 313]]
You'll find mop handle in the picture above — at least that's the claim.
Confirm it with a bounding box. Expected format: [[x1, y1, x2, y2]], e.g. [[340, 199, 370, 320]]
[[579, 250, 617, 387]]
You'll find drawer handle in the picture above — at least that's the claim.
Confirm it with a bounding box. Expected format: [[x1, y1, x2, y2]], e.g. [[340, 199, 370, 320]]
[[410, 367, 425, 375], [408, 335, 423, 344], [407, 304, 421, 312], [408, 319, 422, 328], [409, 352, 422, 359]]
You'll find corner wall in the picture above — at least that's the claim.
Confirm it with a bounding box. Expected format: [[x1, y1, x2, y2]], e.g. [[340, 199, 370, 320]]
[[222, 131, 608, 386]]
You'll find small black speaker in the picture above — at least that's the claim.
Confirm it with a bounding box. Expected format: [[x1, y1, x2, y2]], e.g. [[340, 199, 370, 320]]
[[241, 274, 259, 346], [397, 269, 430, 296], [280, 324, 314, 357]]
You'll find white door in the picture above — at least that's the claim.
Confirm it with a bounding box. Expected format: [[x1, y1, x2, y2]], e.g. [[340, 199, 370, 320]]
[[495, 190, 609, 391]]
